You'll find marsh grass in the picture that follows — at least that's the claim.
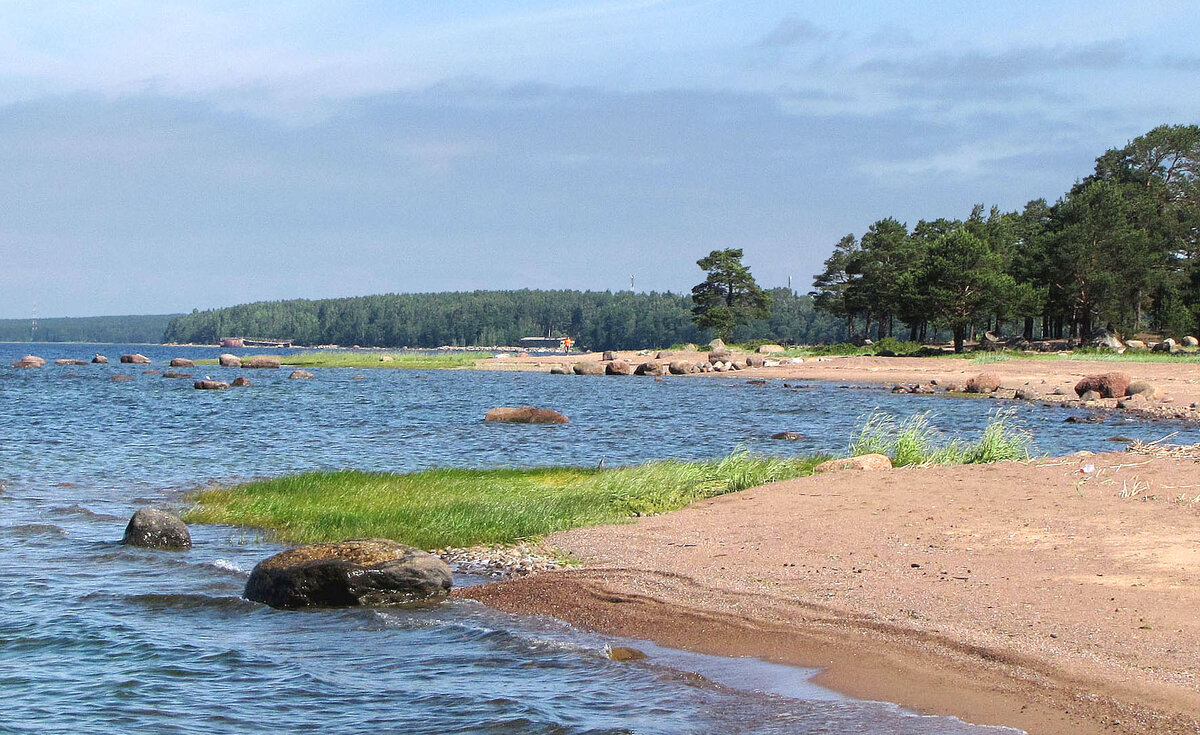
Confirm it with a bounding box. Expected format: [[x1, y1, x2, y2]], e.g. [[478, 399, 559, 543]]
[[197, 352, 479, 370], [184, 453, 826, 548], [850, 410, 1032, 467]]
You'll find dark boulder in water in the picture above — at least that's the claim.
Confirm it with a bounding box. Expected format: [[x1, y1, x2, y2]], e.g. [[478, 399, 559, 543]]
[[194, 380, 229, 390], [120, 353, 151, 364], [245, 539, 451, 610], [122, 508, 191, 550], [288, 369, 314, 380], [169, 358, 195, 368]]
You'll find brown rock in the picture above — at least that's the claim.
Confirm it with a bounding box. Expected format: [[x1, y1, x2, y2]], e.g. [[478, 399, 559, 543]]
[[120, 353, 151, 364], [549, 365, 571, 375], [289, 369, 315, 379], [602, 350, 616, 361], [770, 431, 803, 440], [605, 360, 633, 376], [708, 348, 733, 364], [55, 358, 87, 365], [668, 360, 697, 375], [606, 646, 647, 662], [169, 358, 195, 368], [484, 406, 570, 424], [1074, 372, 1131, 399], [92, 354, 109, 364], [194, 380, 230, 390], [573, 362, 606, 376], [634, 360, 665, 376], [163, 370, 192, 379], [813, 454, 893, 473], [1125, 381, 1160, 401], [218, 353, 241, 367], [965, 372, 1002, 393], [243, 355, 282, 369], [757, 344, 786, 354], [231, 377, 252, 387], [13, 355, 46, 368], [111, 374, 134, 382]]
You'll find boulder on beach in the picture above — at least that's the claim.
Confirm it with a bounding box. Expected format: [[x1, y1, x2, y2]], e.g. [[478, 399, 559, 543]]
[[668, 360, 697, 375], [1124, 339, 1148, 351], [602, 350, 616, 361], [1125, 381, 1161, 401], [708, 339, 725, 350], [813, 454, 893, 473], [485, 406, 570, 424], [634, 360, 665, 376], [244, 538, 452, 610], [169, 358, 195, 368], [13, 355, 46, 368], [745, 355, 767, 368], [1074, 372, 1131, 399], [708, 348, 733, 364], [573, 362, 606, 376], [122, 508, 191, 550], [194, 380, 230, 390], [120, 353, 151, 364], [243, 355, 281, 369], [965, 372, 1002, 393], [218, 354, 242, 367], [289, 369, 314, 380], [231, 377, 252, 387], [1089, 330, 1124, 351], [605, 360, 633, 376], [1152, 338, 1180, 354], [92, 354, 109, 364], [1184, 336, 1200, 348], [549, 365, 571, 375], [757, 344, 786, 354], [1014, 388, 1039, 401]]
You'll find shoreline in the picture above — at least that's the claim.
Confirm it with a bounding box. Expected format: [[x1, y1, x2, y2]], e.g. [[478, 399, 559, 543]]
[[459, 452, 1200, 734]]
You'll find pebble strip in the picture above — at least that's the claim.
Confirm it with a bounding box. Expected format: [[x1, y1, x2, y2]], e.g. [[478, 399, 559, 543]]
[[434, 543, 564, 579]]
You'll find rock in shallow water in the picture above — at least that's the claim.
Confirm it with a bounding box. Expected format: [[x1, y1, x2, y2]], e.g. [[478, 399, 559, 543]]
[[485, 406, 569, 424], [123, 508, 191, 550], [244, 538, 451, 609]]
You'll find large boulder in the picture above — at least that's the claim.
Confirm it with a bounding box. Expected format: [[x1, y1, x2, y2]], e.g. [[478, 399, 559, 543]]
[[605, 360, 633, 376], [708, 338, 725, 350], [744, 355, 767, 368], [1152, 338, 1180, 354], [244, 538, 452, 610], [13, 355, 46, 368], [1125, 339, 1148, 351], [289, 369, 314, 380], [572, 362, 606, 376], [814, 454, 893, 473], [708, 348, 733, 364], [757, 344, 786, 354], [601, 350, 616, 361], [1074, 372, 1131, 399], [634, 360, 665, 376], [1184, 336, 1200, 348], [92, 354, 109, 364], [243, 355, 282, 369], [1089, 330, 1124, 351], [194, 380, 230, 390], [122, 508, 191, 550], [668, 360, 697, 375], [548, 364, 571, 375], [169, 357, 195, 368], [231, 377, 252, 387], [120, 353, 151, 364], [218, 353, 242, 367], [1125, 380, 1161, 401], [965, 372, 1002, 393], [485, 406, 570, 424]]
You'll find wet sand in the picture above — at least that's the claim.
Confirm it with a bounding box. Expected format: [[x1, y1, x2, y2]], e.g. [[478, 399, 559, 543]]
[[461, 452, 1200, 734]]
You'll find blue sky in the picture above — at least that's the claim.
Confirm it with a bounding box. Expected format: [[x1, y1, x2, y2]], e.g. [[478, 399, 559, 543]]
[[2, 1, 1198, 317]]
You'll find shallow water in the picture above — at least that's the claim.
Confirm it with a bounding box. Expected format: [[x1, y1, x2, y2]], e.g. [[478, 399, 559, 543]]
[[3, 343, 1192, 733]]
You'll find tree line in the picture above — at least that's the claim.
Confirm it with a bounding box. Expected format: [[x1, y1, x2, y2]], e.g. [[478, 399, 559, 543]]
[[163, 289, 847, 349], [810, 124, 1200, 352], [0, 314, 178, 344]]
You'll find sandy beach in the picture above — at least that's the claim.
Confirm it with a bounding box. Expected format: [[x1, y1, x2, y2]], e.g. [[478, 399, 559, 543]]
[[462, 353, 1200, 734]]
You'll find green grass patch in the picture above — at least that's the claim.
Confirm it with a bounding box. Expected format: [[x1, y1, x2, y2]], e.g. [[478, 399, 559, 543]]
[[184, 453, 826, 548], [850, 410, 1032, 467], [197, 351, 480, 369]]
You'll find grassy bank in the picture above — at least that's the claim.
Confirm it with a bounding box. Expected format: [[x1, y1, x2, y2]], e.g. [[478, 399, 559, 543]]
[[198, 351, 480, 370], [851, 410, 1032, 466], [185, 453, 824, 548]]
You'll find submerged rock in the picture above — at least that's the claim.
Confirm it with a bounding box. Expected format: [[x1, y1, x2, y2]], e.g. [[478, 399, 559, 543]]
[[244, 538, 451, 610], [770, 431, 803, 440], [289, 369, 314, 380], [813, 454, 893, 473], [231, 377, 252, 387], [606, 646, 648, 662], [122, 508, 191, 550], [485, 406, 569, 424], [120, 353, 151, 364]]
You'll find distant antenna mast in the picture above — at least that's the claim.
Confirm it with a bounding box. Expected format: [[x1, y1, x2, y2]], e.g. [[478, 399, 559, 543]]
[[788, 275, 793, 292], [630, 275, 635, 291], [30, 301, 38, 342]]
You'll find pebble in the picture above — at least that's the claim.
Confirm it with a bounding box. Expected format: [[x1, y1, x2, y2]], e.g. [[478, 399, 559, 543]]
[[433, 543, 563, 579]]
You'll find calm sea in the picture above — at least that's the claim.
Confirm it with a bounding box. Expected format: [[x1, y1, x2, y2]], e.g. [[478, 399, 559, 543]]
[[4, 343, 1189, 734]]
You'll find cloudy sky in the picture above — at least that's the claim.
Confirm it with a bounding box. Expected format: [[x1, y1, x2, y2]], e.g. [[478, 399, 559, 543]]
[[2, 1, 1198, 317]]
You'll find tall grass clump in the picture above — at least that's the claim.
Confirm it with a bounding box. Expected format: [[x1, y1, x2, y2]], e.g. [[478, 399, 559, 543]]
[[185, 452, 825, 548], [971, 351, 1010, 364], [850, 410, 1031, 467]]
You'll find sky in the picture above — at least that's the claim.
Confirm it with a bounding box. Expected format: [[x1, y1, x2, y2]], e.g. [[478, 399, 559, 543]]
[[2, 1, 1199, 318]]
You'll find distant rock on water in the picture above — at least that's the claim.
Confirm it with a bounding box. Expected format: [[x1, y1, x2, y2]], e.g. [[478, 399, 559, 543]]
[[244, 539, 452, 610], [122, 508, 191, 550], [485, 406, 569, 424]]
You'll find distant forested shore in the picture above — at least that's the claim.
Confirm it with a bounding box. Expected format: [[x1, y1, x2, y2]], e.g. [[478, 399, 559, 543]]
[[162, 289, 845, 349], [0, 314, 179, 344]]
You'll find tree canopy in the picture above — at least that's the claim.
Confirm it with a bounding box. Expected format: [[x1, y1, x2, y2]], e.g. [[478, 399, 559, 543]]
[[690, 249, 771, 340]]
